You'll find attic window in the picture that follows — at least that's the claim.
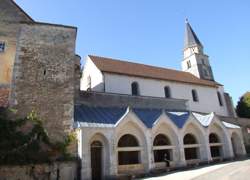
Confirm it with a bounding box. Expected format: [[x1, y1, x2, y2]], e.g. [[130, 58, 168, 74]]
[[0, 41, 5, 52]]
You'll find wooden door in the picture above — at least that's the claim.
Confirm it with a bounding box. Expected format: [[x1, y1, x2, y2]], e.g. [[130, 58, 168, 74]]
[[91, 141, 102, 180]]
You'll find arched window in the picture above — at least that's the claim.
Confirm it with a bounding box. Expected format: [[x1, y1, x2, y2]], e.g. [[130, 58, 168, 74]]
[[209, 133, 222, 159], [118, 134, 139, 147], [118, 134, 140, 165], [131, 82, 139, 96], [217, 92, 223, 106], [209, 133, 220, 143], [184, 134, 197, 144], [153, 134, 172, 163], [192, 89, 199, 102], [87, 75, 91, 91], [183, 133, 199, 160], [164, 86, 171, 98], [187, 60, 191, 69], [153, 134, 171, 146]]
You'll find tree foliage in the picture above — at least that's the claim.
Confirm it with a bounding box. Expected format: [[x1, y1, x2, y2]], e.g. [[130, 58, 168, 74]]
[[0, 108, 76, 165], [236, 92, 250, 118]]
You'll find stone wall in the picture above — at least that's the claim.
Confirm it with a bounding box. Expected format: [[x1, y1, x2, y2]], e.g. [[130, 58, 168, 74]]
[[0, 161, 77, 180], [9, 22, 77, 141], [0, 85, 10, 107], [76, 91, 188, 110], [219, 116, 250, 153]]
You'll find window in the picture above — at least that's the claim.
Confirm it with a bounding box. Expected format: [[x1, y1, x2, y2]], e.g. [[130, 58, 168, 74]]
[[87, 76, 91, 91], [209, 133, 220, 143], [153, 134, 172, 162], [209, 133, 222, 158], [184, 134, 197, 144], [192, 89, 199, 102], [183, 134, 199, 160], [164, 86, 171, 98], [187, 60, 191, 69], [203, 68, 209, 77], [118, 134, 140, 165], [0, 41, 5, 52], [131, 82, 139, 96], [153, 134, 171, 146], [217, 92, 223, 106], [201, 59, 205, 65]]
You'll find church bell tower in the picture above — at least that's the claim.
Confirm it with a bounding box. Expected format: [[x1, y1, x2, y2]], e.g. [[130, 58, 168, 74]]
[[181, 20, 214, 81]]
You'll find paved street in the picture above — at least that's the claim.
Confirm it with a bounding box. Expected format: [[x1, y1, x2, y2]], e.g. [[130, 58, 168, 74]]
[[141, 159, 250, 180]]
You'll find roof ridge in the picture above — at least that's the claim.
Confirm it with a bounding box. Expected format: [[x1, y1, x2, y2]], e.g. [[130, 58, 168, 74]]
[[89, 54, 200, 75]]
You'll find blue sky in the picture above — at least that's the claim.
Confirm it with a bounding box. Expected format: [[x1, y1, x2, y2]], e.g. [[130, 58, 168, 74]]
[[15, 0, 250, 104]]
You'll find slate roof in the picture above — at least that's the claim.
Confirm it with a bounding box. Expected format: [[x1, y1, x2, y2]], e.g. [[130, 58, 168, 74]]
[[89, 55, 220, 87], [133, 108, 162, 128], [166, 111, 190, 128], [222, 121, 240, 129], [192, 112, 214, 127], [74, 105, 127, 125], [184, 21, 203, 49], [74, 105, 240, 129]]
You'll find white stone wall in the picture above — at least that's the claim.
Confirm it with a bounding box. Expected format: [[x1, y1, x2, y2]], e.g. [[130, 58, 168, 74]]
[[104, 73, 229, 116], [78, 111, 246, 180], [81, 56, 104, 91]]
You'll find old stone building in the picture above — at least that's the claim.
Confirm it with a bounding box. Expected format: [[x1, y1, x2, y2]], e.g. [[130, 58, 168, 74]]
[[0, 1, 249, 180], [0, 0, 80, 141], [76, 22, 247, 178]]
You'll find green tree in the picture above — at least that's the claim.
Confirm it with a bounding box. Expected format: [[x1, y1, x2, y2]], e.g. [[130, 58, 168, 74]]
[[236, 92, 250, 118]]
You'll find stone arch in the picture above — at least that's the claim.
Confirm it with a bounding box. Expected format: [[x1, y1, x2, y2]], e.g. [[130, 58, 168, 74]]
[[231, 131, 245, 157], [182, 120, 207, 163], [209, 133, 222, 160], [115, 115, 148, 175], [152, 116, 179, 167], [89, 133, 110, 180], [208, 121, 228, 159]]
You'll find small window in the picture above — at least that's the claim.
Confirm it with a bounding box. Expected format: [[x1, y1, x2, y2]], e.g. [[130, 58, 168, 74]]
[[0, 41, 5, 52], [164, 86, 171, 98], [203, 68, 209, 76], [87, 76, 91, 91], [201, 59, 205, 65], [192, 89, 199, 102], [131, 82, 139, 96], [187, 60, 191, 69], [217, 91, 223, 106]]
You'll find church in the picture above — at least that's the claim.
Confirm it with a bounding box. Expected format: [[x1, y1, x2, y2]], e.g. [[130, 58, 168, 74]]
[[0, 1, 247, 180], [75, 21, 246, 179]]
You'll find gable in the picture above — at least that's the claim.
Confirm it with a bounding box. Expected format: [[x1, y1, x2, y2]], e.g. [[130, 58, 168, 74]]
[[0, 0, 33, 22]]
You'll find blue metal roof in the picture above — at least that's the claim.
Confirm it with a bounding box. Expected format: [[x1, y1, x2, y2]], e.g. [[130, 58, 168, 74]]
[[165, 111, 190, 128], [74, 105, 127, 125], [74, 105, 240, 130], [133, 108, 162, 128], [192, 112, 214, 127]]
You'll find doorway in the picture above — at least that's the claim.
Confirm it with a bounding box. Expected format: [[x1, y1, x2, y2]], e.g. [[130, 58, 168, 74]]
[[91, 141, 103, 180]]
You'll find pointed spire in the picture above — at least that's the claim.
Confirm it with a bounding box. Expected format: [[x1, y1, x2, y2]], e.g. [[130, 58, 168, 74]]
[[184, 20, 203, 49]]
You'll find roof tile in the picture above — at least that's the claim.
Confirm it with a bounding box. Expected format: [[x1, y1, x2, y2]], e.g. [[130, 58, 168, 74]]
[[89, 55, 220, 87]]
